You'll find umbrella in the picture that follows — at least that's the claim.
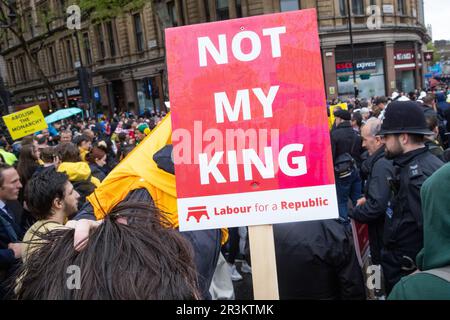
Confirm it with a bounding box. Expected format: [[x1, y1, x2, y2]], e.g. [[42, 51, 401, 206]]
[[45, 107, 83, 124]]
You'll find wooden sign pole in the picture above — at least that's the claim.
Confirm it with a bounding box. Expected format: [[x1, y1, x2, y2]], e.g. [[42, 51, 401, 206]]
[[248, 224, 279, 300]]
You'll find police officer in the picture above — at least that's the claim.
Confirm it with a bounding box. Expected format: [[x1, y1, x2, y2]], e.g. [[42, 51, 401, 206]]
[[376, 101, 444, 294]]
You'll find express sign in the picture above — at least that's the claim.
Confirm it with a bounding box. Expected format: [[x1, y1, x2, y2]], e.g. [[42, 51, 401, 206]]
[[336, 61, 377, 73], [166, 9, 339, 231]]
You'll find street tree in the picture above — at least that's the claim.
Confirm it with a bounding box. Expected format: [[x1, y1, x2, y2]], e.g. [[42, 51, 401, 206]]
[[0, 0, 64, 111]]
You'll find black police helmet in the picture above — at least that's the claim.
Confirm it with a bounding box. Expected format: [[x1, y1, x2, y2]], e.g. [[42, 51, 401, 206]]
[[377, 101, 433, 136]]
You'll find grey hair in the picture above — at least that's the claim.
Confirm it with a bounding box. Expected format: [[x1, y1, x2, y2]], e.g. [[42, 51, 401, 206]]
[[364, 117, 382, 137]]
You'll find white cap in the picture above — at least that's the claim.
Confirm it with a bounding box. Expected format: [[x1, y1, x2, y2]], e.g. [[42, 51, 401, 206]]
[[361, 107, 370, 114], [397, 96, 410, 101], [391, 92, 399, 100], [418, 91, 426, 100]]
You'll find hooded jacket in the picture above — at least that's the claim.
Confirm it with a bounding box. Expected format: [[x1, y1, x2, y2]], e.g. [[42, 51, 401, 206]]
[[388, 163, 450, 299], [57, 162, 100, 209], [57, 162, 101, 187]]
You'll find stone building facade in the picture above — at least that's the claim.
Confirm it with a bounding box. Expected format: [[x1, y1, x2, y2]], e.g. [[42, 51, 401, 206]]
[[0, 0, 430, 115]]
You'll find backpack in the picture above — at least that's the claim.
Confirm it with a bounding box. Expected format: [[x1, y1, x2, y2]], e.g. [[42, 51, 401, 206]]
[[334, 153, 355, 178]]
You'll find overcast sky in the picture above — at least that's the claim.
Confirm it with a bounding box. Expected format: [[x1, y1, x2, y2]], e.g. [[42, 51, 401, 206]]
[[424, 0, 450, 41]]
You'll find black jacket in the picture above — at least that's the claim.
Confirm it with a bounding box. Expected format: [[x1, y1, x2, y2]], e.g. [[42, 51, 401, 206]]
[[384, 148, 444, 250], [350, 147, 394, 265], [418, 104, 437, 118], [382, 148, 444, 292], [274, 220, 366, 300], [89, 163, 107, 182], [331, 122, 363, 166], [0, 200, 24, 296], [424, 139, 445, 161]]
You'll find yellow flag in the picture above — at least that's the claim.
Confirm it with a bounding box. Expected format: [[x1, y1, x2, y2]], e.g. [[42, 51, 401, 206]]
[[86, 114, 228, 244], [328, 103, 348, 129]]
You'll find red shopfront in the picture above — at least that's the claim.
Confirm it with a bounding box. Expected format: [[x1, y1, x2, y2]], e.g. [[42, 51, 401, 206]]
[[394, 49, 417, 93]]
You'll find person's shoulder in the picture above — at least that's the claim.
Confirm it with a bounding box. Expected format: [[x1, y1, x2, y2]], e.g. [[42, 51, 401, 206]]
[[389, 272, 450, 300], [372, 156, 394, 174], [25, 220, 63, 237], [420, 150, 445, 169]]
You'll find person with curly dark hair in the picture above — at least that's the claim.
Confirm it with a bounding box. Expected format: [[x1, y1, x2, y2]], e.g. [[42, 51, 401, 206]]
[[15, 201, 200, 300]]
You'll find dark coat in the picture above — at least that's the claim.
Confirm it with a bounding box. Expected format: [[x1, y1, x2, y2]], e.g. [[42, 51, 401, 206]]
[[350, 147, 394, 265], [0, 200, 24, 297], [382, 147, 444, 293], [418, 104, 437, 118], [274, 219, 366, 300], [89, 163, 107, 182], [331, 121, 363, 166]]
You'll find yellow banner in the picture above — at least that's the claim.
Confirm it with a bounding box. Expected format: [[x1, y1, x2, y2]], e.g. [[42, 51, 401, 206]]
[[3, 105, 47, 140], [328, 103, 348, 129]]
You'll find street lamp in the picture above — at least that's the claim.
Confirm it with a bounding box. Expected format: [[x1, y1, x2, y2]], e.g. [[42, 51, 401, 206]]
[[346, 0, 358, 99], [73, 30, 95, 117]]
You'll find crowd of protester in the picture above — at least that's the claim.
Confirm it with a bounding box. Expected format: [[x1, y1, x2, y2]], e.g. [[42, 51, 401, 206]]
[[1, 83, 450, 300]]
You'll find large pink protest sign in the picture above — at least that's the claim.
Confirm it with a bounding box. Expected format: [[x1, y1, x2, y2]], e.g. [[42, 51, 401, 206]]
[[166, 9, 339, 231]]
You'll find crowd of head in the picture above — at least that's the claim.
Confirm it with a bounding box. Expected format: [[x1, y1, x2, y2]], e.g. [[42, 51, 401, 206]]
[[328, 86, 450, 162], [0, 110, 201, 300], [328, 85, 450, 299], [1, 85, 450, 300]]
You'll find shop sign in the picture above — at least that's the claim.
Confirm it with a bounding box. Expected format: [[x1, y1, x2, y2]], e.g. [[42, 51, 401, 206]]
[[93, 88, 101, 101], [424, 52, 434, 62], [37, 94, 47, 101], [67, 87, 81, 97], [23, 96, 34, 103], [394, 49, 416, 70], [394, 50, 415, 64], [336, 61, 377, 74]]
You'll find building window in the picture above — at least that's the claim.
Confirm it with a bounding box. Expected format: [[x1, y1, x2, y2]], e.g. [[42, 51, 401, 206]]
[[216, 0, 229, 20], [31, 52, 38, 78], [18, 56, 28, 82], [8, 60, 16, 85], [133, 13, 144, 52], [397, 0, 406, 15], [66, 39, 74, 69], [97, 24, 106, 59], [27, 12, 35, 37], [48, 45, 57, 74], [236, 0, 242, 18], [106, 21, 116, 57], [58, 0, 66, 15], [204, 0, 211, 22], [352, 0, 364, 15], [339, 0, 347, 16], [167, 1, 176, 26], [280, 0, 300, 12], [83, 32, 93, 65], [370, 0, 377, 5]]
